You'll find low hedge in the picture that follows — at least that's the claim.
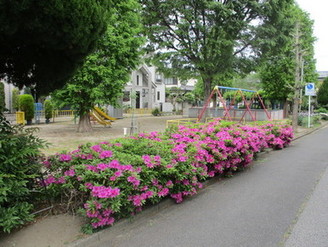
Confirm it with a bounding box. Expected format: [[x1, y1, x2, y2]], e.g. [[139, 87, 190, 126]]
[[41, 119, 293, 232]]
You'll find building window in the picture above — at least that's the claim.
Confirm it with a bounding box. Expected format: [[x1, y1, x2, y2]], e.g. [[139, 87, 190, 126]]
[[164, 77, 178, 85], [136, 75, 139, 86], [157, 91, 160, 101]]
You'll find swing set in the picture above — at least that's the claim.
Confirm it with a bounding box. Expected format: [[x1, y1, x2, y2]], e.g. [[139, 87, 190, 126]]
[[197, 86, 271, 122]]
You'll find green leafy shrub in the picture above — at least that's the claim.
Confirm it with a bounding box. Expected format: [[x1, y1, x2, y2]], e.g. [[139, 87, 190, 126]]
[[314, 107, 328, 114], [42, 120, 293, 232], [44, 99, 53, 120], [19, 94, 35, 122], [0, 114, 46, 233], [151, 108, 161, 116]]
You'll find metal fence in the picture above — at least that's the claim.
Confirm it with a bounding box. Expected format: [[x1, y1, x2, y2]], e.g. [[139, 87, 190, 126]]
[[4, 110, 76, 125]]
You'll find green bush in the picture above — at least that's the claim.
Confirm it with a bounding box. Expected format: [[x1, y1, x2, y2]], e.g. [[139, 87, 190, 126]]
[[314, 107, 328, 114], [44, 99, 53, 120], [298, 114, 321, 127], [0, 114, 46, 233], [151, 108, 161, 116], [19, 94, 35, 122]]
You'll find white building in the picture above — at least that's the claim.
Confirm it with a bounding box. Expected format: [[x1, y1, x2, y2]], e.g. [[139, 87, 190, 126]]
[[2, 80, 16, 113], [123, 64, 166, 111]]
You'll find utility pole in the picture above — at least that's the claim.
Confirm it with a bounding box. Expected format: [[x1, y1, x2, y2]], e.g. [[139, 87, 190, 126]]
[[292, 21, 302, 131]]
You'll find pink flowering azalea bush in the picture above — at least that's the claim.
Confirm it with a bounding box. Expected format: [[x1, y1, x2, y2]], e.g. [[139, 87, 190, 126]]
[[41, 119, 293, 232]]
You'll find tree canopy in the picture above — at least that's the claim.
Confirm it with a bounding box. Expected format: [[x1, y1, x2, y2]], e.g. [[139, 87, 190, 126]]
[[52, 0, 144, 132], [141, 0, 293, 102], [0, 0, 111, 95], [317, 77, 328, 106], [259, 3, 317, 102]]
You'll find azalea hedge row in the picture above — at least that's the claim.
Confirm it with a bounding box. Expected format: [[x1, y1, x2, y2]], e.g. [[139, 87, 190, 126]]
[[41, 119, 293, 232]]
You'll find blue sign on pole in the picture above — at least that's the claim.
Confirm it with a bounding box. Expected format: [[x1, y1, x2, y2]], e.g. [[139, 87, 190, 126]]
[[305, 83, 316, 96]]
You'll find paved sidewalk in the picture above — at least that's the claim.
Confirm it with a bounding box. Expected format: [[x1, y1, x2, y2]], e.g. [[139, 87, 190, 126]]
[[285, 155, 328, 247]]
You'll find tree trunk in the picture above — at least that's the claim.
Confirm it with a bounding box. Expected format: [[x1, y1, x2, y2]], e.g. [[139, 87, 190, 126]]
[[292, 21, 301, 132], [201, 76, 213, 121], [283, 100, 289, 118], [292, 91, 300, 131], [78, 112, 93, 133]]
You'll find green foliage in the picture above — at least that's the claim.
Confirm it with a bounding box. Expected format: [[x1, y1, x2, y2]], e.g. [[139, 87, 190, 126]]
[[152, 108, 161, 116], [184, 92, 197, 105], [0, 114, 46, 232], [259, 4, 316, 101], [18, 94, 34, 122], [0, 0, 111, 95], [44, 100, 53, 120], [141, 0, 288, 101], [298, 114, 321, 127], [222, 91, 255, 103], [12, 88, 20, 111], [52, 0, 144, 131], [314, 107, 328, 114], [231, 73, 262, 92], [317, 77, 328, 106], [0, 82, 5, 112]]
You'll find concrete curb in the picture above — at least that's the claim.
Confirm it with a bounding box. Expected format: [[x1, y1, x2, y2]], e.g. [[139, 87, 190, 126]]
[[69, 121, 328, 247]]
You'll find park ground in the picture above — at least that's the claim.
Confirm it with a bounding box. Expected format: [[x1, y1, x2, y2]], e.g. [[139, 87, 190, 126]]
[[0, 115, 323, 247]]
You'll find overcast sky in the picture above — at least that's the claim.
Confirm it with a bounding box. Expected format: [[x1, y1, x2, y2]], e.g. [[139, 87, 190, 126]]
[[296, 0, 328, 71]]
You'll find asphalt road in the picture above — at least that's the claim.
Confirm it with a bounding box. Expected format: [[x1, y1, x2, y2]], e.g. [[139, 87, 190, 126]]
[[80, 125, 328, 247]]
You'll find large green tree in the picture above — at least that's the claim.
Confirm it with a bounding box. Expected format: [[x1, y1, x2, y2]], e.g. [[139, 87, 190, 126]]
[[52, 0, 143, 132], [140, 0, 292, 103], [0, 0, 111, 95], [259, 3, 316, 128]]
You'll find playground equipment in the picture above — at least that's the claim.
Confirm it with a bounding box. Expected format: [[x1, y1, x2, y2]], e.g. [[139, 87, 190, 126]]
[[197, 86, 271, 122], [90, 107, 117, 126], [94, 106, 117, 121]]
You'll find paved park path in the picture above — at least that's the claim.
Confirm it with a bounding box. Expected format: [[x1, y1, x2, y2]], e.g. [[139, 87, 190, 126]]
[[74, 125, 328, 247]]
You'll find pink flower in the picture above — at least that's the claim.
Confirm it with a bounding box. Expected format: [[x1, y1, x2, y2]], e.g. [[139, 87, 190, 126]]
[[56, 176, 66, 184], [44, 175, 56, 186], [91, 185, 120, 198], [85, 165, 98, 172], [114, 171, 122, 177], [177, 156, 188, 162], [99, 150, 113, 159], [64, 169, 75, 177], [127, 176, 140, 187], [59, 154, 72, 162], [166, 180, 173, 187], [158, 188, 169, 197], [91, 145, 102, 152], [97, 163, 109, 171]]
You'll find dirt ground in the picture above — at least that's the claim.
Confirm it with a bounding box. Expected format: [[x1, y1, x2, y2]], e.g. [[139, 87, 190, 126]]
[[0, 114, 183, 247], [32, 114, 183, 155]]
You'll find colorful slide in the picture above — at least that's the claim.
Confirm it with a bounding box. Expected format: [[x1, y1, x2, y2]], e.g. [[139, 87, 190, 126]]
[[90, 110, 111, 126], [93, 106, 117, 121]]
